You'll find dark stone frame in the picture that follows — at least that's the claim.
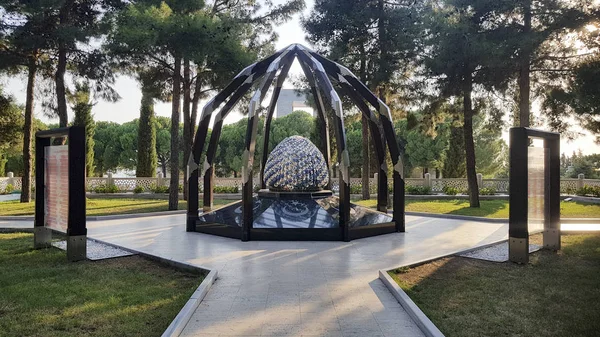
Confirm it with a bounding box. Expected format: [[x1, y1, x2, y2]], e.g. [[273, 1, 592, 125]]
[[509, 127, 560, 264], [34, 126, 87, 261]]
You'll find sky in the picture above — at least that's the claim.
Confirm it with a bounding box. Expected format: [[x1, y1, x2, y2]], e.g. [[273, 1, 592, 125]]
[[2, 0, 599, 156]]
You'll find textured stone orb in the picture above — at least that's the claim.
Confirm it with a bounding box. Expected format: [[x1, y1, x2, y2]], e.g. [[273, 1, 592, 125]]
[[264, 136, 329, 192]]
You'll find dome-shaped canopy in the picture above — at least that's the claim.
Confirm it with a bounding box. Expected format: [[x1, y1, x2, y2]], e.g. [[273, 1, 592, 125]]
[[263, 136, 329, 192]]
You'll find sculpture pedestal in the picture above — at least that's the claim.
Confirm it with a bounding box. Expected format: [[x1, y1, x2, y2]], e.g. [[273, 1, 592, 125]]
[[257, 189, 333, 200]]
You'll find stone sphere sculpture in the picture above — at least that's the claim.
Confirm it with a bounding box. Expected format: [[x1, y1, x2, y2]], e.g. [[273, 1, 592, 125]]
[[263, 136, 329, 192]]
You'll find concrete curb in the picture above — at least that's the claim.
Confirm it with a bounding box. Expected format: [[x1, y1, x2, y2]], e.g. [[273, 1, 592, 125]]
[[0, 227, 34, 233], [0, 228, 216, 337], [85, 210, 186, 221], [379, 270, 445, 337], [162, 269, 217, 337], [380, 239, 507, 274], [0, 216, 34, 221], [561, 218, 600, 224], [404, 211, 508, 223], [378, 238, 511, 337], [74, 237, 217, 337], [0, 210, 186, 222]]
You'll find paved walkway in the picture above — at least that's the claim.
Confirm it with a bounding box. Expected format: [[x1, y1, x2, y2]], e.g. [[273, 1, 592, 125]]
[[1, 215, 507, 337]]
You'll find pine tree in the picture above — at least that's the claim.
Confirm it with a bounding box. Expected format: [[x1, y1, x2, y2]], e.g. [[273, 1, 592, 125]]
[[304, 0, 422, 199], [0, 0, 53, 202], [422, 0, 514, 207], [510, 0, 597, 127]]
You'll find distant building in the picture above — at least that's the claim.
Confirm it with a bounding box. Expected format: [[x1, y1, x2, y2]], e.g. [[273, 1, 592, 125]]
[[276, 89, 313, 118]]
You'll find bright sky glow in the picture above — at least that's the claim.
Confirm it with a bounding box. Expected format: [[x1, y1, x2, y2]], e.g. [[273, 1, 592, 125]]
[[1, 0, 599, 155]]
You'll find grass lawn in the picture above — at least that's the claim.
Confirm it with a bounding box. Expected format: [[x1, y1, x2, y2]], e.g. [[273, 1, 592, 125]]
[[388, 233, 600, 337], [352, 198, 600, 218], [0, 232, 204, 337], [2, 197, 598, 219], [0, 198, 235, 216]]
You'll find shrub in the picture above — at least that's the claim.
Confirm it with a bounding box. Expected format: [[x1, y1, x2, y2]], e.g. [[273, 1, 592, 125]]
[[2, 184, 14, 195], [405, 185, 431, 195], [576, 185, 600, 198], [133, 186, 145, 194], [178, 184, 183, 193], [442, 185, 459, 196], [93, 184, 119, 193], [214, 186, 239, 193], [350, 185, 362, 194], [93, 184, 106, 193], [149, 184, 169, 194], [479, 187, 496, 195]]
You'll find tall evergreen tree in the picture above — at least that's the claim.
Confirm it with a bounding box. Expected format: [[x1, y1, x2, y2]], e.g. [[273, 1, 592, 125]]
[[304, 0, 422, 200], [509, 0, 598, 127], [0, 87, 23, 176], [422, 0, 514, 207], [69, 82, 95, 176], [0, 0, 54, 202], [442, 126, 466, 178], [51, 0, 123, 130], [136, 81, 158, 178], [109, 0, 304, 208]]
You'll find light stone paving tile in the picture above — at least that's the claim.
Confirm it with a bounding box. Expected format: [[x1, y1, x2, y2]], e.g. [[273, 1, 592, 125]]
[[340, 325, 385, 337], [299, 323, 343, 337], [195, 300, 234, 314], [300, 301, 336, 313], [0, 214, 508, 337], [260, 323, 304, 337]]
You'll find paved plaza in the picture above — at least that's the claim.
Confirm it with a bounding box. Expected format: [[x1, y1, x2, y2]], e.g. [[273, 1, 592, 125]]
[[1, 215, 508, 337]]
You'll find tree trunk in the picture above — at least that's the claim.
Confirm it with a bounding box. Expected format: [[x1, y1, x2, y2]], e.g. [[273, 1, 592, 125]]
[[56, 47, 68, 128], [182, 59, 191, 200], [463, 73, 480, 207], [55, 0, 72, 132], [518, 0, 532, 127], [361, 113, 370, 200], [358, 47, 370, 200], [20, 58, 36, 203], [160, 158, 167, 178], [136, 86, 157, 177], [168, 56, 182, 210], [191, 76, 201, 137]]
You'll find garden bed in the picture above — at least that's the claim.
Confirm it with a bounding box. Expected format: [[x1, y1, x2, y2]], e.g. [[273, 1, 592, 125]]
[[388, 233, 600, 337], [0, 232, 205, 337]]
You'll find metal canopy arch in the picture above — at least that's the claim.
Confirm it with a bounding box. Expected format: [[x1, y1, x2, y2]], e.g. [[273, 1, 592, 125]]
[[186, 44, 406, 240]]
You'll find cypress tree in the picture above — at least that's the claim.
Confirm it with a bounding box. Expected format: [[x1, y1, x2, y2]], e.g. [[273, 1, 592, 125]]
[[442, 125, 466, 178], [70, 83, 95, 177], [136, 85, 157, 177]]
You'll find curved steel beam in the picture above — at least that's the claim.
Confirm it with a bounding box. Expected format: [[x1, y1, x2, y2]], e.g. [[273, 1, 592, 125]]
[[202, 47, 296, 211], [295, 48, 352, 241], [187, 46, 289, 230], [200, 78, 263, 209], [240, 46, 298, 241], [304, 48, 405, 232], [259, 61, 293, 189], [335, 81, 389, 212], [296, 58, 332, 188]]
